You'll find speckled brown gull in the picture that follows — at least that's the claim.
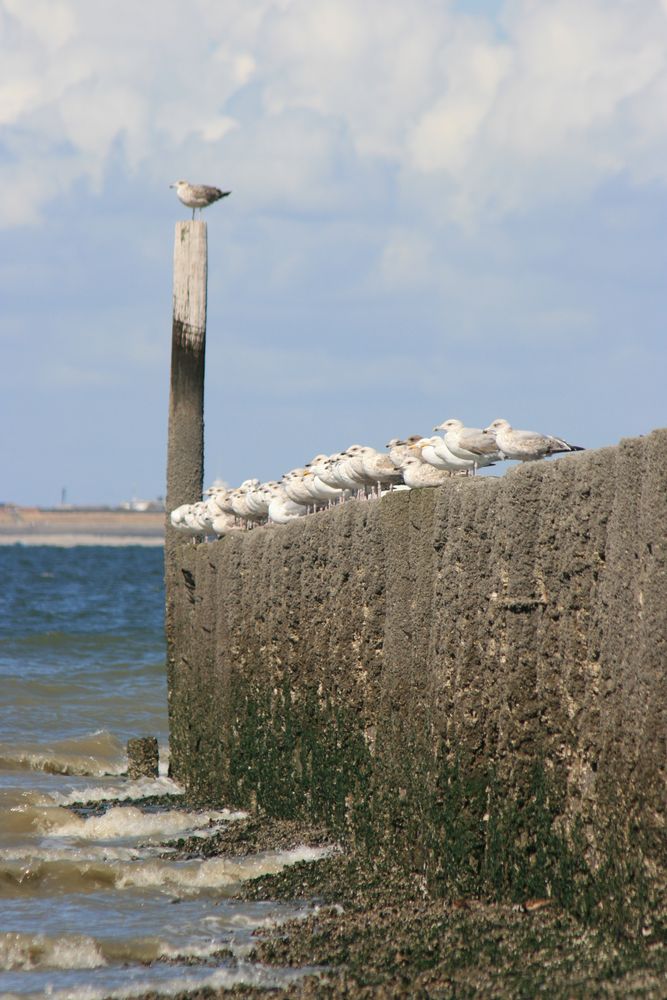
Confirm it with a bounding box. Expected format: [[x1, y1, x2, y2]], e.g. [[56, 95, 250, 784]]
[[170, 180, 231, 219], [395, 447, 452, 488]]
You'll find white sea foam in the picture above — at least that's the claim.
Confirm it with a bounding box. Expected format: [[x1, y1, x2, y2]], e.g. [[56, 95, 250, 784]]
[[0, 843, 142, 865], [0, 844, 334, 897], [0, 902, 320, 973], [3, 800, 242, 846], [0, 731, 126, 778], [0, 750, 126, 778], [37, 805, 244, 842], [114, 845, 332, 893], [45, 775, 185, 807], [1, 959, 322, 1000], [0, 930, 200, 973], [0, 932, 108, 971]]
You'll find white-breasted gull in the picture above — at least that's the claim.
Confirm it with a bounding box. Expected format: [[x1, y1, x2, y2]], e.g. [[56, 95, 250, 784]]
[[170, 180, 231, 219], [484, 418, 584, 461]]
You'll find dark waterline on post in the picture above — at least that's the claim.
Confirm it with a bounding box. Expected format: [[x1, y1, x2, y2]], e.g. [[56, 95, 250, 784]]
[[165, 220, 209, 775]]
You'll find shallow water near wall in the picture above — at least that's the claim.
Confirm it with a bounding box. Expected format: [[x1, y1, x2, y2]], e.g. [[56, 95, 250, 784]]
[[0, 546, 323, 999]]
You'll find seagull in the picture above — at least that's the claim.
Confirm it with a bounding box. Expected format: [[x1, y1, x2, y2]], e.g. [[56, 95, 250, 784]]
[[433, 418, 501, 470], [304, 456, 347, 502], [170, 504, 201, 537], [230, 482, 266, 526], [283, 469, 319, 510], [386, 436, 423, 469], [354, 445, 404, 494], [335, 446, 377, 496], [394, 447, 453, 489], [170, 180, 231, 220], [302, 469, 345, 505], [484, 418, 585, 461], [416, 436, 473, 474], [244, 483, 271, 520], [170, 501, 215, 538], [211, 510, 245, 537], [319, 453, 362, 493], [205, 486, 236, 517], [265, 484, 309, 525]]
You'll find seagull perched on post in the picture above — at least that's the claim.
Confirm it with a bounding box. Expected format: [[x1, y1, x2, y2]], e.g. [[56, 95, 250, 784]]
[[170, 180, 231, 219]]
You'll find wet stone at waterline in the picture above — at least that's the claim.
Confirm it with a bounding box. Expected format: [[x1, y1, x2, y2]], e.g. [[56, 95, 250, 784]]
[[127, 736, 159, 779]]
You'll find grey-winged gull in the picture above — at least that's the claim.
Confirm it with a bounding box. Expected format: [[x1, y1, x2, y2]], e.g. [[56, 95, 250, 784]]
[[170, 180, 231, 219], [416, 436, 474, 474], [484, 418, 584, 461], [434, 418, 500, 469]]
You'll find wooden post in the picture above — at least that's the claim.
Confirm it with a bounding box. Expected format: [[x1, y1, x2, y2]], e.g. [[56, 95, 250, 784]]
[[127, 736, 159, 779], [166, 221, 208, 515], [165, 222, 208, 772]]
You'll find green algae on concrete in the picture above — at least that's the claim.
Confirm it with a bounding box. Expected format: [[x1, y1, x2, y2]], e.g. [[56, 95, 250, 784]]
[[239, 850, 666, 999]]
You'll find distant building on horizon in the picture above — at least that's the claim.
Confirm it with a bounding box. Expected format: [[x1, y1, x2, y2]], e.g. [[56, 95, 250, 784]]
[[119, 498, 165, 513]]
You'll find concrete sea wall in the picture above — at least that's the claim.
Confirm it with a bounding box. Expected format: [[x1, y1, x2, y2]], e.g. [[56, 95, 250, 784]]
[[166, 431, 666, 911]]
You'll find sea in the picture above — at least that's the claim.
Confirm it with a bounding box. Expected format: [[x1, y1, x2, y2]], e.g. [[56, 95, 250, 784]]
[[0, 544, 325, 999]]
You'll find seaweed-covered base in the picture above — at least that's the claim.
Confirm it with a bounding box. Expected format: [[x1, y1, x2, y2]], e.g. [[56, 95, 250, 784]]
[[131, 816, 666, 1000], [239, 858, 666, 998]]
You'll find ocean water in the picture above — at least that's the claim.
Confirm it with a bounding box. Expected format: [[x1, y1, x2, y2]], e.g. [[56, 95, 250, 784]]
[[0, 545, 325, 999]]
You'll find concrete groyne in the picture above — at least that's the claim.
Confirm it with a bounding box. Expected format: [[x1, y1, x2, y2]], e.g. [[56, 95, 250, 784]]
[[166, 431, 666, 911]]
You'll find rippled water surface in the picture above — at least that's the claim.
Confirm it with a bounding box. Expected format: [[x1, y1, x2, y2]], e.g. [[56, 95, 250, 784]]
[[0, 546, 321, 999]]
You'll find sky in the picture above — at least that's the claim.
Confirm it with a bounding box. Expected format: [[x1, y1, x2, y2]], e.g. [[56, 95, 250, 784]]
[[1, 0, 666, 507]]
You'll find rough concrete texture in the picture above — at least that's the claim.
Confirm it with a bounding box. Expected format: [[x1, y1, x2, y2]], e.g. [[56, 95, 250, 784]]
[[166, 431, 666, 899]]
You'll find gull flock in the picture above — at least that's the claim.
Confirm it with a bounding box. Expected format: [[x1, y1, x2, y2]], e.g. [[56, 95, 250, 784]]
[[170, 418, 584, 538]]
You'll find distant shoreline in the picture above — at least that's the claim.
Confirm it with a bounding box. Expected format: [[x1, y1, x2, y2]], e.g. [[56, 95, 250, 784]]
[[0, 534, 164, 547], [0, 505, 165, 546]]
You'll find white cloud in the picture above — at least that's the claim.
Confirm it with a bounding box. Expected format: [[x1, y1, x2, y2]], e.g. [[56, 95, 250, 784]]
[[374, 229, 436, 290], [408, 38, 512, 174], [0, 78, 42, 125], [0, 0, 666, 232], [4, 0, 76, 50]]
